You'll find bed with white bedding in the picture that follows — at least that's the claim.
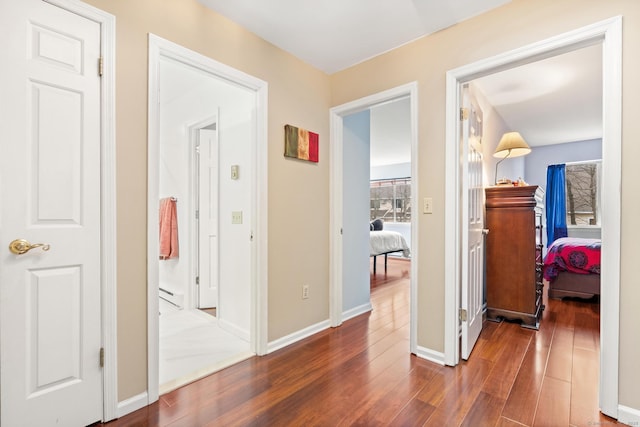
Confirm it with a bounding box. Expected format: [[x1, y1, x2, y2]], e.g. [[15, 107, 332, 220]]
[[370, 230, 410, 274]]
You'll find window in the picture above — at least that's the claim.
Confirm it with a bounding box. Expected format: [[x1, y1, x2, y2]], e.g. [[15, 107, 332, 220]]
[[370, 178, 411, 222], [565, 161, 601, 226]]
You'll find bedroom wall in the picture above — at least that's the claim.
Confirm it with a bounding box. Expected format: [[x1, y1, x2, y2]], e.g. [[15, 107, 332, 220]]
[[469, 83, 518, 187], [525, 139, 603, 241], [83, 0, 331, 402], [342, 111, 372, 314], [329, 0, 640, 412], [370, 162, 411, 180], [524, 138, 603, 188], [370, 96, 411, 170]]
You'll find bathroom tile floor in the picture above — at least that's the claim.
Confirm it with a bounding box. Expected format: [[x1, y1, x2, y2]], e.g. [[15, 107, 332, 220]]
[[159, 307, 252, 395]]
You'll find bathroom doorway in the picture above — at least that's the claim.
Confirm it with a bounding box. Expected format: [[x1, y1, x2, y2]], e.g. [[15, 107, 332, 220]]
[[147, 35, 268, 399]]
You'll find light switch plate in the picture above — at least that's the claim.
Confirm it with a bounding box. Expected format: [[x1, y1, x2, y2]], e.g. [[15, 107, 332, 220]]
[[231, 165, 239, 180], [231, 211, 243, 224], [423, 197, 433, 214]]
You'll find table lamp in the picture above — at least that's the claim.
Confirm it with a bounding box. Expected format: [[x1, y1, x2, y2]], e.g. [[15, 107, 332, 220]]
[[493, 131, 531, 185]]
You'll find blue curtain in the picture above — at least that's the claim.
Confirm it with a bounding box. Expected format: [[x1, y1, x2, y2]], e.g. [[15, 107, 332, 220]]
[[546, 164, 568, 245]]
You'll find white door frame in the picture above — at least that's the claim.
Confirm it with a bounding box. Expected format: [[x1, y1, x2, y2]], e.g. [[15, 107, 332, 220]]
[[444, 17, 622, 418], [189, 115, 219, 310], [147, 34, 269, 404], [329, 82, 419, 354], [40, 0, 118, 421]]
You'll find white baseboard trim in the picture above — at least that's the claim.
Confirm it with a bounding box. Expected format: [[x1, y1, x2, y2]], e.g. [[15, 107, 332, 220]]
[[342, 302, 372, 322], [267, 319, 331, 354], [218, 317, 250, 342], [116, 391, 149, 419], [414, 345, 445, 366], [618, 404, 640, 426]]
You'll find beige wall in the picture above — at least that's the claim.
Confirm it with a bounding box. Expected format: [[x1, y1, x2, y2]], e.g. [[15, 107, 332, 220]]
[[330, 0, 640, 411], [85, 0, 640, 412], [83, 0, 331, 400]]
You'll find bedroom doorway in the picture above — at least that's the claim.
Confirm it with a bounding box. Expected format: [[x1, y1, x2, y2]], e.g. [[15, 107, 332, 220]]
[[444, 17, 621, 418], [329, 82, 419, 355]]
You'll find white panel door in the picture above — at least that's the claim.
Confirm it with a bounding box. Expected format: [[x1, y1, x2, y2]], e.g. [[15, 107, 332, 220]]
[[461, 87, 485, 360], [198, 128, 219, 308], [0, 1, 103, 425]]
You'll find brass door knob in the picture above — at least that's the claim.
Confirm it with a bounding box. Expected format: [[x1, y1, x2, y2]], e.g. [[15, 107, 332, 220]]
[[8, 239, 50, 255]]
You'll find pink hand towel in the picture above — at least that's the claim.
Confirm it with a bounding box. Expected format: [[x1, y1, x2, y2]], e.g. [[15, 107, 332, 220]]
[[159, 197, 179, 260]]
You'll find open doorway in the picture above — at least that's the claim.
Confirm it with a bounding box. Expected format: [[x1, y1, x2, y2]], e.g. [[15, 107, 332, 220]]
[[147, 35, 268, 401], [341, 98, 412, 319], [330, 82, 419, 356], [368, 99, 412, 294], [369, 98, 412, 262], [155, 52, 253, 394], [444, 17, 622, 418]]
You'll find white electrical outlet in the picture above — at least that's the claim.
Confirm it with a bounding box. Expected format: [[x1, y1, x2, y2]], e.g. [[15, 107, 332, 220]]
[[302, 285, 309, 299], [423, 197, 433, 214]]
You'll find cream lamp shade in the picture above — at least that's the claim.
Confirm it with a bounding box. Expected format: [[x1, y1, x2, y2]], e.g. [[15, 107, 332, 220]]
[[493, 131, 531, 158], [493, 131, 531, 184]]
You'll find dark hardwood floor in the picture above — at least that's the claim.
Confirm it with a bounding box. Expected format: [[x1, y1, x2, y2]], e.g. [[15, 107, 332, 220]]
[[105, 258, 617, 426]]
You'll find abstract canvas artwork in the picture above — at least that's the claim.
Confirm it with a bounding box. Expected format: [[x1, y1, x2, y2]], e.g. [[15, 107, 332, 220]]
[[284, 124, 319, 163]]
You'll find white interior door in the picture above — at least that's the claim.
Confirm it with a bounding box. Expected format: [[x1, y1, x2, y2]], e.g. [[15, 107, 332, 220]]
[[198, 127, 220, 308], [461, 86, 484, 360], [0, 1, 103, 425]]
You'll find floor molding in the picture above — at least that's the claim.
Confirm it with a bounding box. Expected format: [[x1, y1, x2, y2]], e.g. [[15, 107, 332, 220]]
[[618, 405, 640, 426], [342, 302, 373, 322], [414, 345, 445, 366], [267, 319, 331, 354]]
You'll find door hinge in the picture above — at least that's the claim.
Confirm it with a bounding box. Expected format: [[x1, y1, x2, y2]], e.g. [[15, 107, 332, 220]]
[[459, 308, 468, 322], [250, 231, 254, 241], [99, 347, 105, 368], [196, 276, 199, 285], [195, 210, 199, 219], [460, 107, 469, 121], [98, 56, 104, 77]]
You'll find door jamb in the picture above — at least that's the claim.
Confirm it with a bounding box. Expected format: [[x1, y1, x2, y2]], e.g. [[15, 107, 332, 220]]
[[444, 16, 622, 418], [329, 82, 419, 355]]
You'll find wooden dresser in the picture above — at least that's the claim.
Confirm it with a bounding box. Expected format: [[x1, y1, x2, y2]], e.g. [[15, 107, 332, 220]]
[[485, 185, 544, 329]]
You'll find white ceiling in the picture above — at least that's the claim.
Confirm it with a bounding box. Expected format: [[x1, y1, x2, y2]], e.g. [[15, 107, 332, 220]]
[[474, 43, 603, 148], [196, 1, 603, 163], [197, 0, 511, 74], [368, 45, 602, 166]]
